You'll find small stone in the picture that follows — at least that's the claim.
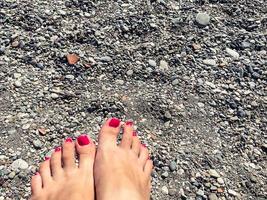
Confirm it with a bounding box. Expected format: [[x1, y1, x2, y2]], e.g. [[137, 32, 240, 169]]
[[66, 54, 79, 65], [164, 111, 172, 119], [14, 80, 22, 87], [161, 186, 169, 195], [196, 12, 210, 26], [209, 169, 220, 178], [169, 161, 177, 171], [208, 193, 218, 200], [217, 177, 224, 184], [228, 189, 240, 197], [126, 69, 133, 76], [115, 79, 124, 85], [36, 63, 44, 69], [38, 128, 47, 136], [66, 75, 75, 80], [33, 139, 42, 149], [249, 174, 257, 183], [162, 171, 169, 178], [198, 102, 205, 108], [172, 79, 179, 86], [203, 59, 217, 66], [148, 59, 157, 67], [22, 123, 31, 130], [159, 60, 169, 71], [14, 73, 21, 78], [51, 93, 59, 99], [11, 159, 29, 170], [12, 40, 20, 47], [0, 46, 5, 54], [196, 189, 205, 196], [169, 189, 177, 196], [99, 56, 112, 62], [226, 48, 239, 59], [192, 43, 201, 50], [8, 171, 16, 179]]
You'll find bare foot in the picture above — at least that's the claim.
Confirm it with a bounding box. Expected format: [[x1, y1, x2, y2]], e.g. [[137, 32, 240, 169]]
[[94, 118, 153, 200], [30, 135, 96, 200]]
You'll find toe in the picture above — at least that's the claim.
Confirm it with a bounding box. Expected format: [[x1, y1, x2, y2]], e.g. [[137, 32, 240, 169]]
[[120, 121, 134, 149], [62, 137, 76, 170], [144, 159, 153, 176], [50, 146, 63, 179], [31, 172, 42, 195], [39, 158, 52, 186], [76, 134, 96, 170], [98, 118, 121, 147], [138, 144, 149, 167], [131, 131, 141, 155]]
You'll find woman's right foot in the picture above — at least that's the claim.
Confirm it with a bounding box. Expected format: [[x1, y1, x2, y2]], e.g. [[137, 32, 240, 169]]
[[94, 118, 153, 200]]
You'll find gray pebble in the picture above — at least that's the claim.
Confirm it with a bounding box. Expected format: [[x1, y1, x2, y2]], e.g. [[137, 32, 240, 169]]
[[172, 79, 179, 86], [196, 12, 210, 26], [0, 46, 5, 54], [209, 193, 218, 200], [14, 80, 22, 87], [100, 56, 112, 62], [169, 161, 177, 171], [148, 59, 157, 67], [126, 69, 133, 76], [226, 48, 239, 59], [161, 186, 169, 195], [8, 171, 16, 179], [209, 169, 220, 178], [203, 59, 217, 66], [33, 139, 42, 149], [10, 159, 29, 170], [164, 111, 172, 119], [66, 75, 75, 80], [162, 171, 169, 178], [159, 60, 169, 71]]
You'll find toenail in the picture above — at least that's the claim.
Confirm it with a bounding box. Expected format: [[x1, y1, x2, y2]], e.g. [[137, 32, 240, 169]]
[[54, 146, 61, 152], [45, 156, 50, 161], [109, 118, 120, 128], [133, 131, 137, 136], [148, 156, 150, 160], [65, 138, 73, 143], [125, 121, 133, 126], [35, 172, 40, 176], [77, 134, 90, 146], [142, 144, 147, 148]]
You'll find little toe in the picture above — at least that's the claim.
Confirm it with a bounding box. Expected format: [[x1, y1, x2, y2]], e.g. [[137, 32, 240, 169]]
[[50, 146, 63, 179], [131, 131, 141, 155], [31, 172, 42, 195], [98, 118, 121, 148], [144, 159, 153, 176], [76, 134, 96, 170], [39, 158, 52, 186], [120, 121, 134, 149], [138, 144, 149, 167], [62, 137, 76, 170]]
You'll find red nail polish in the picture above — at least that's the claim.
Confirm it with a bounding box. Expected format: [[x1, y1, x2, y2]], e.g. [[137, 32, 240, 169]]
[[35, 172, 40, 176], [54, 146, 61, 152], [148, 156, 150, 160], [65, 138, 73, 143], [109, 118, 120, 128], [133, 131, 137, 136], [126, 121, 133, 126], [77, 134, 90, 146], [45, 156, 50, 161]]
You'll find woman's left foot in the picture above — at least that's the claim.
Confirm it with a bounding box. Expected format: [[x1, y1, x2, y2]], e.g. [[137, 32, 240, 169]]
[[30, 135, 96, 200]]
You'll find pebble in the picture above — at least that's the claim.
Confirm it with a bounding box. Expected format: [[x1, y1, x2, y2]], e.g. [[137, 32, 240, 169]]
[[100, 56, 112, 62], [209, 169, 220, 178], [162, 171, 169, 178], [196, 12, 211, 26], [10, 159, 29, 170], [169, 188, 176, 196], [228, 189, 240, 197], [198, 102, 205, 108], [196, 189, 205, 197], [159, 60, 169, 71], [115, 79, 124, 85], [126, 69, 133, 76], [51, 93, 59, 99], [208, 193, 218, 200], [164, 111, 172, 119], [33, 139, 42, 149], [14, 80, 22, 87], [172, 79, 179, 86], [8, 171, 16, 179], [161, 186, 169, 195], [22, 123, 31, 130], [0, 46, 5, 54], [148, 59, 157, 67], [217, 177, 224, 184], [14, 73, 21, 78], [66, 54, 79, 64], [66, 75, 75, 80], [203, 59, 217, 66], [226, 48, 239, 59], [169, 161, 177, 171]]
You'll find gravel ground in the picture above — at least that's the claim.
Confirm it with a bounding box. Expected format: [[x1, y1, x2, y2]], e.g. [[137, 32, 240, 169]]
[[0, 0, 266, 199]]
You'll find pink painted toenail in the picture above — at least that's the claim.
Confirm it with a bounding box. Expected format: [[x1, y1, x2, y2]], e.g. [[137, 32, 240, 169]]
[[35, 172, 40, 176], [65, 138, 73, 143], [54, 146, 61, 152], [142, 144, 147, 148], [125, 121, 133, 126], [77, 134, 90, 146], [109, 118, 120, 128], [133, 131, 137, 136], [45, 156, 50, 161], [148, 156, 150, 160]]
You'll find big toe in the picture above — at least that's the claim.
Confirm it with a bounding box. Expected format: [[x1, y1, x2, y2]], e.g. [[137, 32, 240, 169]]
[[98, 118, 121, 148], [76, 134, 96, 170]]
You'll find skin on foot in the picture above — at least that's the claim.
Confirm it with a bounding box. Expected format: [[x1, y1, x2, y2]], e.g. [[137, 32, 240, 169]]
[[94, 118, 153, 200], [30, 135, 96, 200]]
